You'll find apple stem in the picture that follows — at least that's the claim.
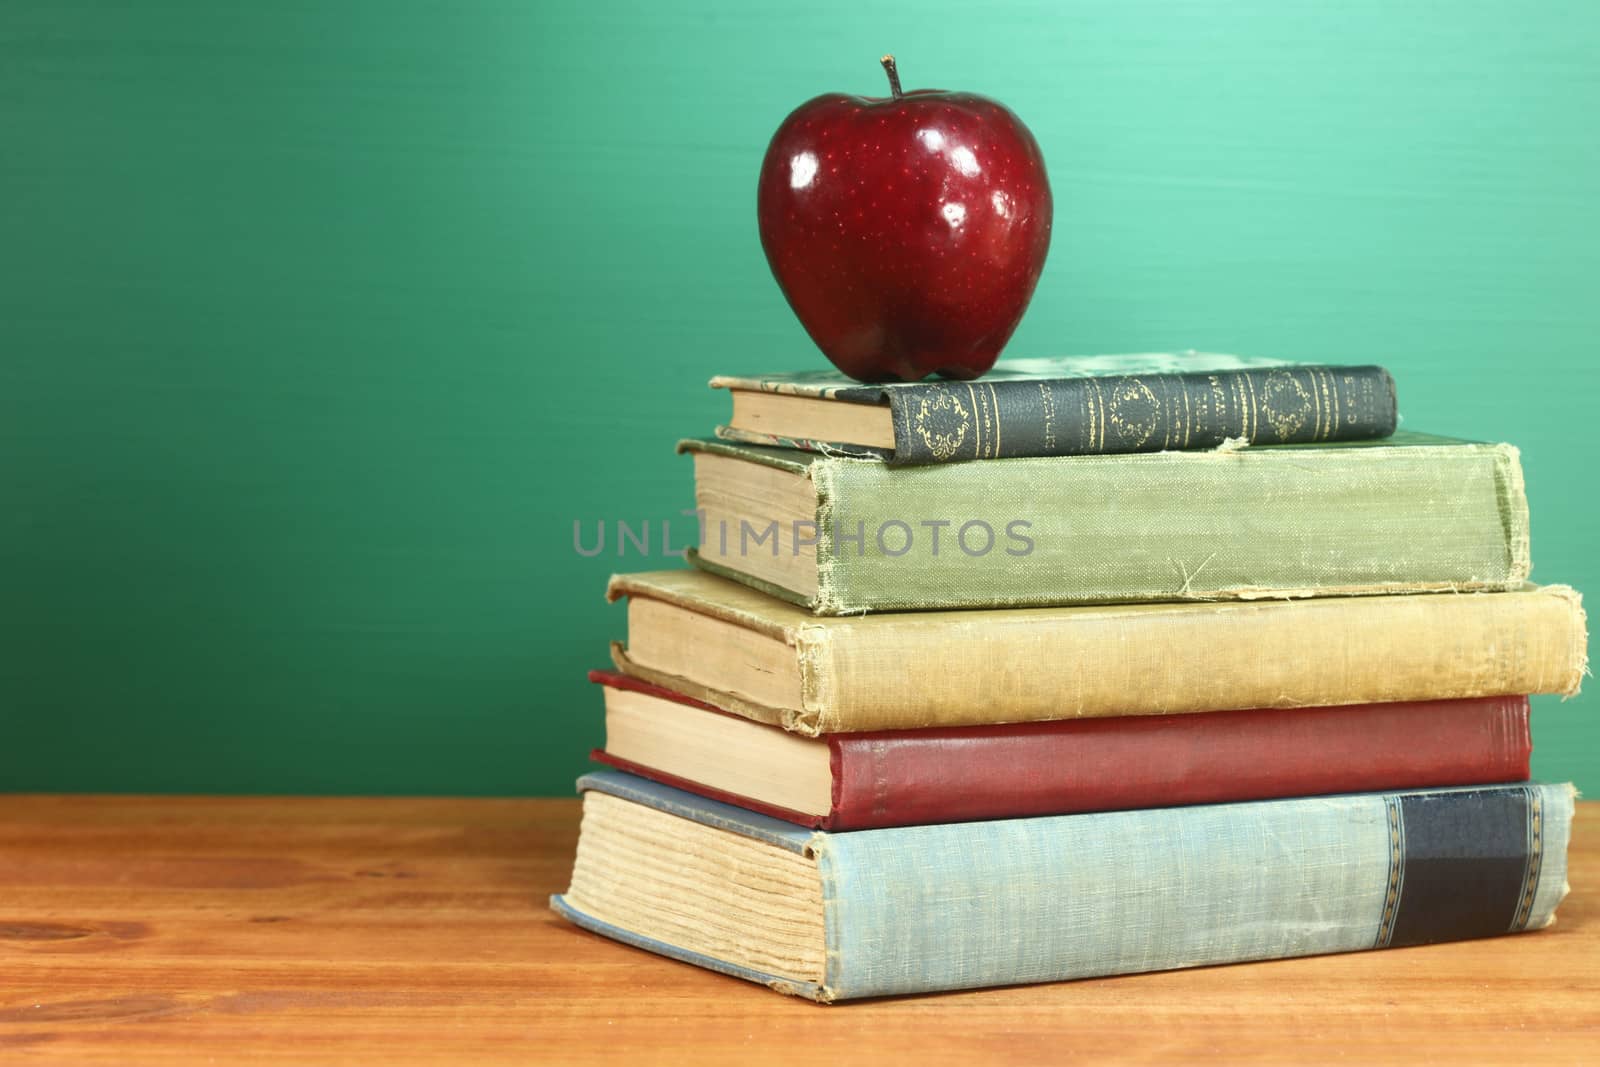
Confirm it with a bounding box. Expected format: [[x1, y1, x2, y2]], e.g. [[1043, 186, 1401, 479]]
[[880, 55, 903, 101]]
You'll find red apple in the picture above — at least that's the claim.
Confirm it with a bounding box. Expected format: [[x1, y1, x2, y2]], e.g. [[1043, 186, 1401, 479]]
[[757, 56, 1052, 382]]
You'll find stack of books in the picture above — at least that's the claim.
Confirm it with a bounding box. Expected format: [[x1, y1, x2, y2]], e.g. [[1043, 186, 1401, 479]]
[[553, 355, 1586, 1003]]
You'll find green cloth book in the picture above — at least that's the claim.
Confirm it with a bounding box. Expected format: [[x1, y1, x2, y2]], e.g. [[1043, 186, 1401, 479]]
[[682, 431, 1531, 614]]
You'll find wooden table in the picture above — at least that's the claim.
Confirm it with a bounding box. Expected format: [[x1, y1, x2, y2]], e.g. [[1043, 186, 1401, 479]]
[[0, 796, 1593, 1064]]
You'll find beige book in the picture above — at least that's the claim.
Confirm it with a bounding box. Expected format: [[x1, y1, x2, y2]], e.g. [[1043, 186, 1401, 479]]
[[608, 569, 1587, 735]]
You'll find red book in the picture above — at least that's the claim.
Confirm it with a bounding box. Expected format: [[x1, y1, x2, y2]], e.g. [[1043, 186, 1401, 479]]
[[588, 670, 1532, 830]]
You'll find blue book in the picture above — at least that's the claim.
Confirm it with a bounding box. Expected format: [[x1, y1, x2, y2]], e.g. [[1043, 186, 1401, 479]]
[[551, 771, 1573, 1002]]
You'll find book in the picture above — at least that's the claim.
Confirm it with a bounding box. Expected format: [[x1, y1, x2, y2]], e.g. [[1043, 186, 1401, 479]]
[[712, 354, 1398, 465], [607, 569, 1587, 735], [552, 771, 1574, 1002], [682, 432, 1529, 614], [588, 670, 1534, 830]]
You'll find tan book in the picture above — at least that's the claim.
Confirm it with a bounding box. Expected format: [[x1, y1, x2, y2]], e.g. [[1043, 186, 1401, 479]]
[[607, 569, 1586, 735]]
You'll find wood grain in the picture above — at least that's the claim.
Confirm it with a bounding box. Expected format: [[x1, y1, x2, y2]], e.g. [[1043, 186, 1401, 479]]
[[0, 796, 1592, 1065]]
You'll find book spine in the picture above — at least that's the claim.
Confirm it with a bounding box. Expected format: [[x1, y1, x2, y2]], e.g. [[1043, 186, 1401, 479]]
[[884, 365, 1396, 464], [828, 696, 1531, 829], [806, 585, 1583, 734], [814, 784, 1572, 1000], [813, 440, 1528, 614]]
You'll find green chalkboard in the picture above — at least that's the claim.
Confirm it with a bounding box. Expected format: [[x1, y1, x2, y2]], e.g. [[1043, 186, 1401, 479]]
[[2, 1, 1596, 794]]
